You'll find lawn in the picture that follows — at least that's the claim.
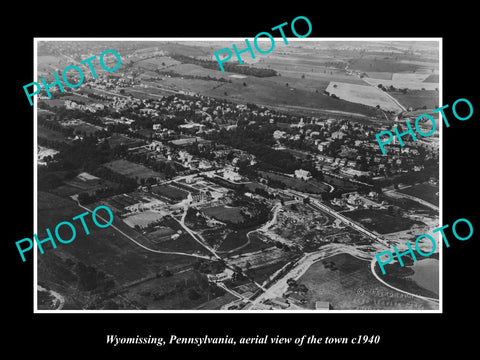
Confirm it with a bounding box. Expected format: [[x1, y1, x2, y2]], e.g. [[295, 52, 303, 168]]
[[398, 183, 439, 206], [103, 159, 163, 182], [297, 253, 437, 310], [343, 209, 424, 234]]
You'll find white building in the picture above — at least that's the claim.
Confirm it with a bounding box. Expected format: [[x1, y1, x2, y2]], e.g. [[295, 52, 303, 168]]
[[294, 169, 312, 181]]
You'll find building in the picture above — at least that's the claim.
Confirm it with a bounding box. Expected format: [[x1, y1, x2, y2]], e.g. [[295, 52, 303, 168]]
[[223, 170, 242, 182], [207, 269, 234, 282], [294, 169, 312, 181], [315, 301, 331, 310]]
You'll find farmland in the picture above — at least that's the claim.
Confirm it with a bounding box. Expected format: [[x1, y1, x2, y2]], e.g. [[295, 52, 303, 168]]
[[103, 159, 163, 182], [38, 126, 71, 143], [388, 90, 439, 110], [326, 81, 403, 112], [364, 73, 438, 91]]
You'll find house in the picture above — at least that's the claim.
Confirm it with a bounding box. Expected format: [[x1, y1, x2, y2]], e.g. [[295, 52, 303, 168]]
[[223, 170, 242, 182], [294, 169, 312, 181]]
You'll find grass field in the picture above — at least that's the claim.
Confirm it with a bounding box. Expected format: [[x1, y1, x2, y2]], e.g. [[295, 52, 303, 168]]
[[103, 159, 163, 182], [52, 176, 119, 197], [297, 253, 437, 310], [343, 209, 424, 234], [398, 183, 439, 206], [203, 205, 245, 223], [326, 81, 403, 112], [217, 229, 249, 252], [151, 184, 189, 201], [259, 171, 330, 194], [364, 74, 438, 91]]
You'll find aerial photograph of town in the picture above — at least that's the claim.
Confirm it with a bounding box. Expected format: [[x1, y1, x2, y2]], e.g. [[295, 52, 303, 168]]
[[35, 39, 440, 311]]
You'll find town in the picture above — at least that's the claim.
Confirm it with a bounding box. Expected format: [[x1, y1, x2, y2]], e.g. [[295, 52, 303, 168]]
[[36, 40, 440, 311]]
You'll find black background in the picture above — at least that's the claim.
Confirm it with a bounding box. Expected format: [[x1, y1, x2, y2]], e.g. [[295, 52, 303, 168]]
[[5, 3, 478, 356]]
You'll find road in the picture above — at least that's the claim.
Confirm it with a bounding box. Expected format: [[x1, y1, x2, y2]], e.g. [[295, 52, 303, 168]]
[[73, 198, 213, 260], [249, 243, 371, 308], [369, 258, 439, 304]]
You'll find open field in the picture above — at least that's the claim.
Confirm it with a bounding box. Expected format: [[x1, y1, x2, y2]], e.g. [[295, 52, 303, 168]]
[[343, 209, 424, 234], [259, 171, 330, 194], [326, 81, 403, 112], [203, 205, 245, 223], [103, 159, 163, 182], [116, 269, 223, 310], [389, 90, 439, 110], [38, 126, 71, 143], [36, 191, 198, 309], [217, 229, 249, 252], [123, 210, 166, 228], [364, 74, 438, 91], [52, 175, 119, 197], [297, 253, 437, 310], [398, 183, 439, 206]]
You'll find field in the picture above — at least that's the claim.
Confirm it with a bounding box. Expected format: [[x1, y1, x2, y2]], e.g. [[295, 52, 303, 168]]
[[323, 174, 362, 192], [326, 81, 404, 112], [115, 269, 224, 310], [52, 174, 119, 197], [38, 126, 70, 143], [66, 121, 103, 135], [349, 58, 434, 73], [123, 210, 167, 228], [398, 183, 439, 206], [216, 229, 249, 252], [36, 191, 199, 309], [259, 171, 330, 194], [151, 184, 189, 201], [103, 159, 163, 182], [297, 253, 437, 310], [389, 90, 439, 110], [364, 73, 438, 91], [343, 209, 423, 234], [203, 205, 245, 223], [106, 133, 145, 148]]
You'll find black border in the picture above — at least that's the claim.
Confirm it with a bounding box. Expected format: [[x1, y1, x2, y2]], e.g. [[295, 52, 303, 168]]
[[6, 4, 478, 355]]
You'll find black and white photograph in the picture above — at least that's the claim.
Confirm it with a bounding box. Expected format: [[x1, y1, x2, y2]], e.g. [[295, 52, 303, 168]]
[[34, 38, 440, 312], [6, 5, 478, 356]]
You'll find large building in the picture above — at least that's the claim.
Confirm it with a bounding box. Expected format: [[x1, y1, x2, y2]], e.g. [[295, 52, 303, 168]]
[[294, 169, 312, 181]]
